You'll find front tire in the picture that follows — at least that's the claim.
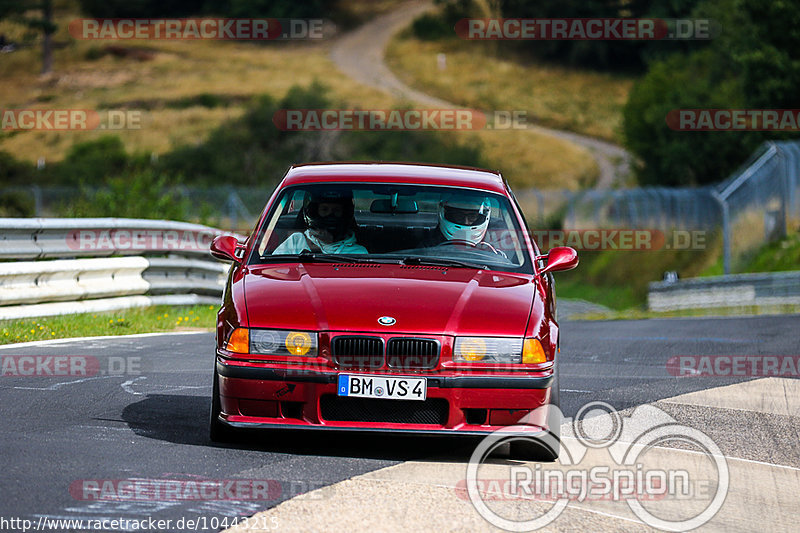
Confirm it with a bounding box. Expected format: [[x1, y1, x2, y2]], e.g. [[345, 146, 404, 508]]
[[510, 368, 560, 462], [209, 369, 234, 442]]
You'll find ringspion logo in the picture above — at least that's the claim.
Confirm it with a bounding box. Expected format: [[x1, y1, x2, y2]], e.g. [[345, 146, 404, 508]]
[[466, 402, 729, 530]]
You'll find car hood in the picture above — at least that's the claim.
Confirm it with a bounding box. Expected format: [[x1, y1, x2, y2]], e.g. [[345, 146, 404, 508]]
[[242, 263, 536, 336]]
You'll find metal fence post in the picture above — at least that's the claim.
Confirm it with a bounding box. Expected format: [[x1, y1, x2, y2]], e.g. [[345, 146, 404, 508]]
[[712, 191, 731, 274], [32, 186, 42, 217], [226, 190, 238, 231]]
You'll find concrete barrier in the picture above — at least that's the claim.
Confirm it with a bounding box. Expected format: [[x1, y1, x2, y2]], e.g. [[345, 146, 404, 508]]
[[648, 271, 800, 311]]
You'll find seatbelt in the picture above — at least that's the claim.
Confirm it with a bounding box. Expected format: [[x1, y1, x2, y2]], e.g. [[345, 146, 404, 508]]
[[303, 234, 323, 253]]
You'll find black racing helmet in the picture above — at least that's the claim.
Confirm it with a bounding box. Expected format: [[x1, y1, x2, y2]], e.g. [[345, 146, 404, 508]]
[[302, 189, 355, 241]]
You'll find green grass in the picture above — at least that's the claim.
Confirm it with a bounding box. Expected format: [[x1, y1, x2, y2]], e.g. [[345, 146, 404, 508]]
[[742, 231, 800, 273], [698, 230, 800, 277], [554, 238, 722, 310], [0, 1, 591, 191], [556, 279, 639, 311], [385, 34, 634, 143], [0, 305, 216, 345]]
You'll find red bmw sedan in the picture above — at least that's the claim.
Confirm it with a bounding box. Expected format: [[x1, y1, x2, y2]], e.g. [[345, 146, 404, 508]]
[[209, 162, 577, 459]]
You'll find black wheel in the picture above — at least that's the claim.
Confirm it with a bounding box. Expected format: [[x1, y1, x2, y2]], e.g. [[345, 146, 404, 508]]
[[209, 369, 235, 442], [510, 368, 560, 462], [509, 434, 560, 462]]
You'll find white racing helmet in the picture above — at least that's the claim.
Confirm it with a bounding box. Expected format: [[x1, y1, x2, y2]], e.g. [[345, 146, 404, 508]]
[[438, 196, 492, 244]]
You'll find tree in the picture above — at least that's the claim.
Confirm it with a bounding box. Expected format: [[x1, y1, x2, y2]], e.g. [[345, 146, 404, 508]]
[[623, 0, 800, 186], [0, 0, 56, 74]]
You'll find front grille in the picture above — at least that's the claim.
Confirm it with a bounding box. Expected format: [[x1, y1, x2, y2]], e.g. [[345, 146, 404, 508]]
[[320, 395, 448, 425], [332, 336, 384, 368], [386, 338, 440, 369]]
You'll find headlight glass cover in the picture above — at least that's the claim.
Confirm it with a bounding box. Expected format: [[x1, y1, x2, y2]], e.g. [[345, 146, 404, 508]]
[[453, 337, 524, 363], [250, 329, 318, 356]]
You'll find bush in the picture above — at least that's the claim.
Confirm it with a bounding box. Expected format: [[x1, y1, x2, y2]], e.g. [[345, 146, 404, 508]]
[[622, 51, 763, 186], [59, 169, 191, 220], [55, 136, 129, 186], [160, 81, 488, 186], [0, 150, 36, 186], [411, 13, 453, 41], [0, 190, 35, 217], [623, 0, 800, 186]]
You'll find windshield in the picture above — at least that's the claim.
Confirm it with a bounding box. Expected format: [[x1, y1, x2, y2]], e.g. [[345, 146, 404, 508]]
[[250, 183, 533, 273]]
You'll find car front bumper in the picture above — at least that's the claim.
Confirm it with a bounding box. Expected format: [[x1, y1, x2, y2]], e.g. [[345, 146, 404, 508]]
[[215, 357, 557, 435]]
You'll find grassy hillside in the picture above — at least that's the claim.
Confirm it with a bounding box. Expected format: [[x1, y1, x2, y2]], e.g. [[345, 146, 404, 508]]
[[0, 3, 596, 190], [386, 34, 634, 144]]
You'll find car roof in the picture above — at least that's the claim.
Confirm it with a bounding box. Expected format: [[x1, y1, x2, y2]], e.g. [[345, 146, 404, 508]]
[[281, 162, 508, 195]]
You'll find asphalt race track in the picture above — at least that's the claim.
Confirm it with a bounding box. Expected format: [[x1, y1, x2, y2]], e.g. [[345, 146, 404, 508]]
[[1, 315, 798, 532]]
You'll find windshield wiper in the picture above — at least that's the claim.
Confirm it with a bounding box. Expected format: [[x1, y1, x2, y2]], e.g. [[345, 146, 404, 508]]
[[296, 251, 400, 265], [402, 255, 486, 270]]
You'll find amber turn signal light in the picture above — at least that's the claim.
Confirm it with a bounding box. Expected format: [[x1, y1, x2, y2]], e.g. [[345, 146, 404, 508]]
[[522, 338, 547, 364], [225, 328, 249, 353]]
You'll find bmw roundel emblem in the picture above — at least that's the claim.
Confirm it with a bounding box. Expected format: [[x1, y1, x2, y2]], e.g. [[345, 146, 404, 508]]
[[378, 316, 396, 326]]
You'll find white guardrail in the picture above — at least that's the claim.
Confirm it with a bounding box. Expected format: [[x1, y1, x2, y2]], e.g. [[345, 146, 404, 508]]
[[648, 271, 800, 311], [0, 218, 241, 320]]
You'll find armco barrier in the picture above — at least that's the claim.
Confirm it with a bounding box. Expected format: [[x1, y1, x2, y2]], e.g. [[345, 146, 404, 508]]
[[0, 257, 150, 306], [0, 294, 221, 321], [0, 218, 230, 260], [648, 271, 800, 311], [0, 218, 241, 320]]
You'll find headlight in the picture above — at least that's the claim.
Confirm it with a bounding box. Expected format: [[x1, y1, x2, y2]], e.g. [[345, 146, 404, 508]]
[[453, 337, 547, 364], [228, 328, 318, 356], [454, 337, 523, 363]]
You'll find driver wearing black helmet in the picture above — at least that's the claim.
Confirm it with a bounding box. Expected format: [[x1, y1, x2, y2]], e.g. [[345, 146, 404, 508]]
[[273, 190, 367, 254]]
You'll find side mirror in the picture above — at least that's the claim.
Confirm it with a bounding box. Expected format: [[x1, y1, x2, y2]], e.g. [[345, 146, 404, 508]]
[[538, 246, 578, 275], [210, 235, 244, 263]]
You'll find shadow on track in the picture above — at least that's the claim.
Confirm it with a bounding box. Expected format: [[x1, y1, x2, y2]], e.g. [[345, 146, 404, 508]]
[[121, 394, 485, 462]]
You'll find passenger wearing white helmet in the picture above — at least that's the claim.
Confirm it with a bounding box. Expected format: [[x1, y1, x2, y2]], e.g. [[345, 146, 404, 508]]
[[274, 190, 368, 254], [424, 194, 503, 255], [437, 196, 492, 245]]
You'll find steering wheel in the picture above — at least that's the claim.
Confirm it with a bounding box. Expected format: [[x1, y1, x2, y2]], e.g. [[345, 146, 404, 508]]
[[436, 239, 506, 257], [436, 239, 476, 248]]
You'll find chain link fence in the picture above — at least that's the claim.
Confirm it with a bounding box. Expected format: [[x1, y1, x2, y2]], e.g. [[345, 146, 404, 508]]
[[712, 141, 800, 273], [3, 140, 798, 273], [516, 140, 800, 273]]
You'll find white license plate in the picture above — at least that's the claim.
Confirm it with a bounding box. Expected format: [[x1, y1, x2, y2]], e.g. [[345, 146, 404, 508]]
[[337, 374, 427, 401]]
